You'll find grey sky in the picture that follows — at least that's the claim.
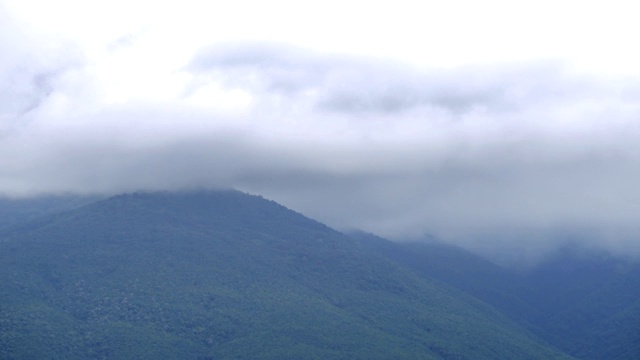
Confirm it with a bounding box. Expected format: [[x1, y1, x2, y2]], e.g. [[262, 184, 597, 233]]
[[2, 0, 640, 263]]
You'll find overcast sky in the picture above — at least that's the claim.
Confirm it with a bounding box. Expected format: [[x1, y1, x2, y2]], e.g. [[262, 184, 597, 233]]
[[2, 0, 640, 263]]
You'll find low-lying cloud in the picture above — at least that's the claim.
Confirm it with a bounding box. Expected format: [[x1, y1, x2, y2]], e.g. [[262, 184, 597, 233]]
[[3, 37, 640, 264]]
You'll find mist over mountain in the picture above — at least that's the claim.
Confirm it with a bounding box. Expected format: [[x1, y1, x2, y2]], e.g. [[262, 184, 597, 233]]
[[2, 5, 640, 348], [4, 16, 640, 260], [2, 3, 639, 358]]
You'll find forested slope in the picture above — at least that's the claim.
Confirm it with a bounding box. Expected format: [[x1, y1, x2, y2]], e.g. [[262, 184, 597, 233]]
[[0, 191, 571, 359]]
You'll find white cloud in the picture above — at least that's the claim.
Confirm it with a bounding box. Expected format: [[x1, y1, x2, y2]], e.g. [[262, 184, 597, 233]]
[[3, 0, 640, 261]]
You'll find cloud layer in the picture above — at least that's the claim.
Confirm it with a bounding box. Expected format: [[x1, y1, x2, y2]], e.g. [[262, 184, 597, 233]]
[[3, 11, 640, 264]]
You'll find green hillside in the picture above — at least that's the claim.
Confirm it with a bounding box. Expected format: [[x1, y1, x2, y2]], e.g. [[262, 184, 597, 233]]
[[0, 191, 571, 359], [357, 234, 640, 360], [349, 233, 543, 328]]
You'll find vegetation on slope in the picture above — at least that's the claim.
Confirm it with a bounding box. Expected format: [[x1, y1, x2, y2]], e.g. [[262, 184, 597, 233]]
[[0, 191, 571, 359], [358, 234, 640, 360]]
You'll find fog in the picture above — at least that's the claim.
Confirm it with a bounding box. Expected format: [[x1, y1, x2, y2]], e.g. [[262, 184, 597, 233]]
[[3, 1, 640, 263]]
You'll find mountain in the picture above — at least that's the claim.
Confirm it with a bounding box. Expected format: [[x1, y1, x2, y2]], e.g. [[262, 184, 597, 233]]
[[355, 234, 640, 360], [0, 194, 102, 230], [0, 190, 571, 359], [520, 248, 640, 359], [349, 232, 542, 328]]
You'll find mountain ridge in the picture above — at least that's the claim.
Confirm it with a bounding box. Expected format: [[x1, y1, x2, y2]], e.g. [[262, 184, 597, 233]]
[[0, 190, 572, 359]]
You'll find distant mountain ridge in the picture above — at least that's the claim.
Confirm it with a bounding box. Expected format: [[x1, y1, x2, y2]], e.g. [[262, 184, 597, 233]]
[[352, 232, 640, 359], [0, 190, 571, 359], [2, 190, 638, 359], [0, 194, 102, 230]]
